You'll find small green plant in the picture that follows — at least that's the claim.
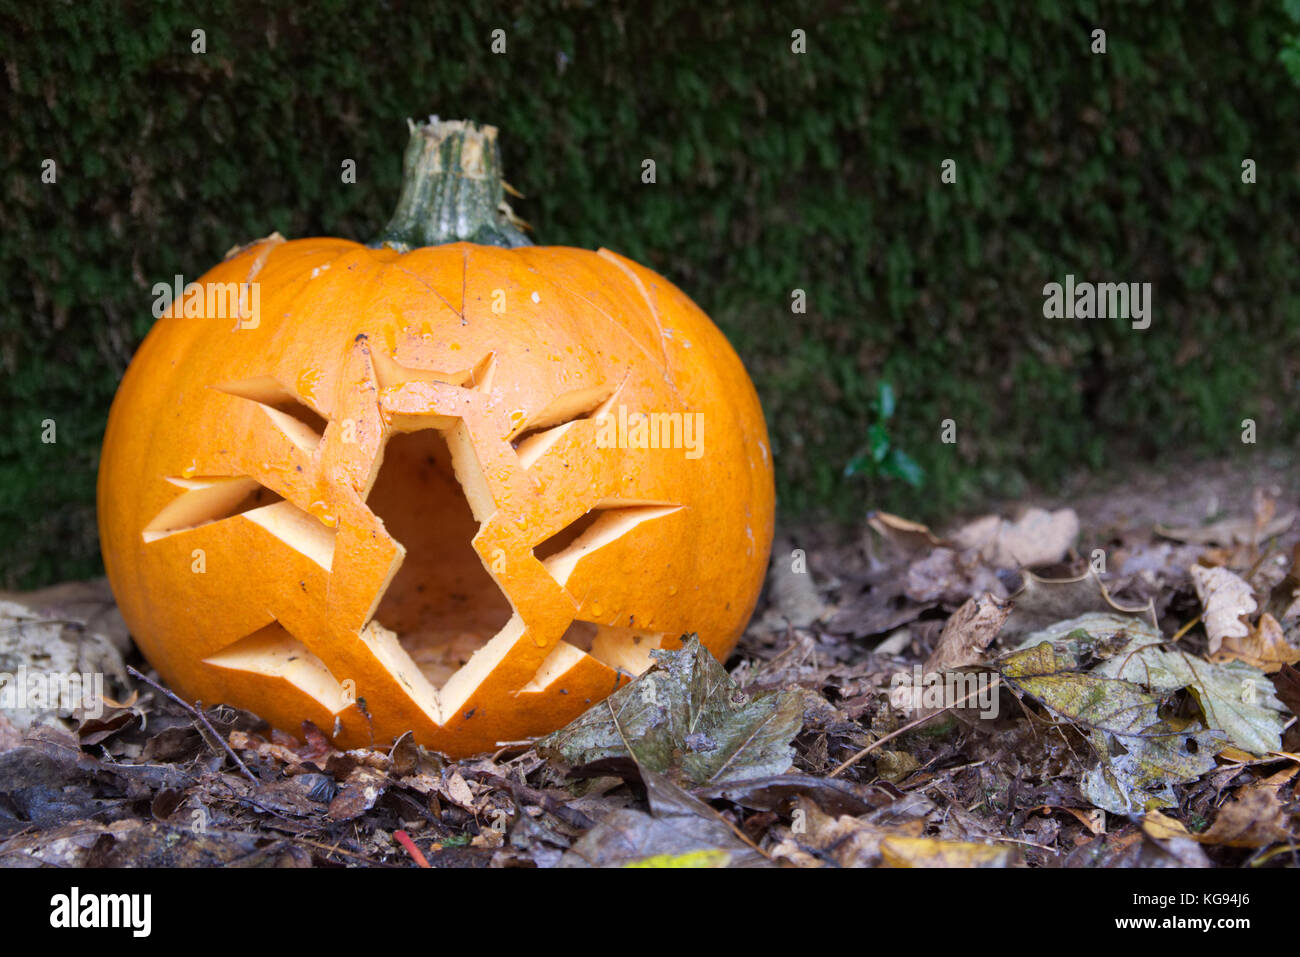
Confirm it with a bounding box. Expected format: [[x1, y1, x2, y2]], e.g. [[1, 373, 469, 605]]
[[1283, 0, 1300, 84], [844, 382, 924, 487]]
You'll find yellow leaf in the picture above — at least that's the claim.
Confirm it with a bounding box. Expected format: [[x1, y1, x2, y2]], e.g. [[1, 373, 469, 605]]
[[1142, 810, 1190, 840], [623, 849, 732, 868], [879, 836, 1015, 868]]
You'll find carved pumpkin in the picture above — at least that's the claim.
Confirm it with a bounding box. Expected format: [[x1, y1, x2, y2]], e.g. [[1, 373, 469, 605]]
[[97, 119, 775, 757]]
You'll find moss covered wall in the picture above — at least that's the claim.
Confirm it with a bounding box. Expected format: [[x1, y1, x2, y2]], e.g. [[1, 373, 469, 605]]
[[3, 0, 1299, 586]]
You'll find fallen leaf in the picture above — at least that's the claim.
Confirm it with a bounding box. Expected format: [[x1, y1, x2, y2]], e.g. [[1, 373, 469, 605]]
[[1190, 564, 1256, 653], [1000, 571, 1154, 644], [538, 635, 803, 787], [766, 537, 828, 627], [874, 749, 921, 783], [903, 547, 1007, 606], [1196, 785, 1291, 848], [1012, 611, 1158, 662], [1157, 512, 1295, 547], [0, 598, 128, 731], [1000, 642, 1224, 814], [1274, 663, 1300, 719], [442, 769, 478, 811], [825, 585, 934, 639], [925, 592, 1012, 673], [1053, 805, 1106, 835], [952, 507, 1079, 569], [691, 774, 884, 817], [1095, 641, 1287, 755], [326, 766, 389, 821], [559, 769, 767, 867], [622, 849, 733, 867], [1264, 544, 1300, 625], [1079, 721, 1224, 815], [1212, 612, 1300, 672], [769, 796, 906, 868], [0, 578, 131, 655], [879, 835, 1016, 867], [1142, 809, 1191, 840], [867, 511, 944, 556]]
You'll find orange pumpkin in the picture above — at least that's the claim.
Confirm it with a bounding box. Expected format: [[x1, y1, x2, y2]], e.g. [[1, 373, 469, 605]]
[[97, 118, 775, 757]]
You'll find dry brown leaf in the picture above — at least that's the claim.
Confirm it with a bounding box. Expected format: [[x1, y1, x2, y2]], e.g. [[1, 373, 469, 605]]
[[228, 729, 304, 766], [924, 593, 1012, 673], [867, 511, 944, 555], [769, 796, 924, 868], [952, 507, 1079, 569], [904, 548, 1007, 605], [0, 578, 132, 655], [1212, 612, 1300, 673], [1216, 746, 1260, 764], [1264, 543, 1300, 624], [1157, 511, 1296, 547], [1257, 765, 1300, 790], [1038, 805, 1106, 835], [1190, 564, 1256, 653], [1000, 570, 1154, 642], [443, 768, 478, 810], [1196, 784, 1292, 848], [1253, 488, 1278, 537], [766, 537, 828, 627], [1274, 663, 1300, 721]]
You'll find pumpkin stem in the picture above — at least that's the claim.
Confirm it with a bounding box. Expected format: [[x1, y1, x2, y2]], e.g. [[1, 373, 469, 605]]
[[374, 117, 533, 251]]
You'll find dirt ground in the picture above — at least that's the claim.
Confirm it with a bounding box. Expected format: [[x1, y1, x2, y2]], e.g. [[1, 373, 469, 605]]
[[1, 450, 1297, 868]]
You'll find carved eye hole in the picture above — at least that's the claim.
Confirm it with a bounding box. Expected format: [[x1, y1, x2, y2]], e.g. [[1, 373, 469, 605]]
[[533, 502, 682, 588], [142, 475, 337, 571], [141, 476, 283, 543], [510, 383, 618, 468], [212, 376, 327, 450]]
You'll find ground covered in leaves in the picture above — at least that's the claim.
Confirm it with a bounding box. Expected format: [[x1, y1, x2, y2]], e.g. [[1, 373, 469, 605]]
[[2, 457, 1299, 868]]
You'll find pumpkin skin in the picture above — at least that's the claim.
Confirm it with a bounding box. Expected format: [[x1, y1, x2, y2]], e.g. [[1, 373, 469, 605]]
[[98, 233, 775, 756]]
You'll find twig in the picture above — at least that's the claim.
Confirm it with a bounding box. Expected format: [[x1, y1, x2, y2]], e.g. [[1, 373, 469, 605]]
[[1168, 614, 1202, 644], [126, 665, 257, 783], [992, 835, 1056, 851]]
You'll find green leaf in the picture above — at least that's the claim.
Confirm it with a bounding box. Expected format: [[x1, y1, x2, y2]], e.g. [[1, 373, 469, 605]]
[[1000, 643, 1165, 737], [867, 422, 891, 463], [877, 381, 896, 419], [882, 448, 925, 486], [537, 635, 804, 787], [1080, 723, 1225, 815], [843, 451, 872, 478], [1094, 641, 1287, 755], [1012, 612, 1159, 661], [1000, 640, 1225, 814]]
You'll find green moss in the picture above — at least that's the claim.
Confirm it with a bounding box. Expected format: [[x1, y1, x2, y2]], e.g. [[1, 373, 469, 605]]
[[2, 1, 1299, 586]]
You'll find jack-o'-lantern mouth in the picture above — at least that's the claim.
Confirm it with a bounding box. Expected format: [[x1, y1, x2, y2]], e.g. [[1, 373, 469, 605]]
[[355, 394, 686, 719], [366, 427, 513, 687]]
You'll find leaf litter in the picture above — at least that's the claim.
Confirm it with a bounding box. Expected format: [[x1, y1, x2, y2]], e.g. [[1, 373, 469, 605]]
[[2, 476, 1299, 867]]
